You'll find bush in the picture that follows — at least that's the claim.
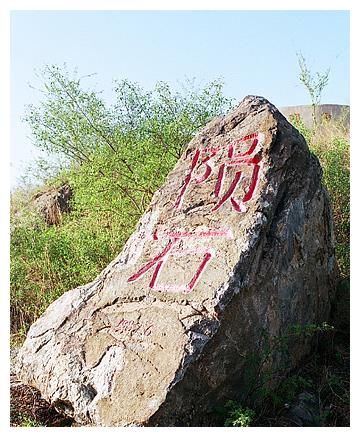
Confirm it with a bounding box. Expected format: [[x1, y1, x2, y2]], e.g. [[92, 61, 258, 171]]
[[223, 401, 256, 427]]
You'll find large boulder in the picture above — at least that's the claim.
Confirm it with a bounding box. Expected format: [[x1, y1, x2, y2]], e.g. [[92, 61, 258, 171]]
[[16, 96, 338, 426]]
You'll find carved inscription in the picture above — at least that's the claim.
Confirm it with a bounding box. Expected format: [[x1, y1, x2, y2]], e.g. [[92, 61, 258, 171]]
[[127, 132, 264, 293]]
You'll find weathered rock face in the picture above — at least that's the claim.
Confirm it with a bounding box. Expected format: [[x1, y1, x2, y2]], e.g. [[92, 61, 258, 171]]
[[16, 96, 338, 426]]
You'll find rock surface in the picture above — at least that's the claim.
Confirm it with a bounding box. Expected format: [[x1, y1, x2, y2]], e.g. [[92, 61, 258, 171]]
[[16, 96, 338, 426]]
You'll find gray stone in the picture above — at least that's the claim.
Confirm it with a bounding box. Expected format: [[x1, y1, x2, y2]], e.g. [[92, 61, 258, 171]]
[[16, 96, 338, 426]]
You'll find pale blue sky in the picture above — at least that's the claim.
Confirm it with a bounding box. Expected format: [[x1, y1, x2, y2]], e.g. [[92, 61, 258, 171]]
[[10, 10, 350, 187]]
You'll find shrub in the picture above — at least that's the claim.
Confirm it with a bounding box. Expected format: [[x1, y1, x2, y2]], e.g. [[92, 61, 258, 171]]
[[223, 401, 256, 427]]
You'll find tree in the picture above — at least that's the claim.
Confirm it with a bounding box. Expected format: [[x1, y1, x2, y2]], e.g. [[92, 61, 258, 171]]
[[297, 52, 330, 126]]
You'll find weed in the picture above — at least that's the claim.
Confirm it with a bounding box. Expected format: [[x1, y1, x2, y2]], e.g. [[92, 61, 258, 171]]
[[223, 401, 256, 427]]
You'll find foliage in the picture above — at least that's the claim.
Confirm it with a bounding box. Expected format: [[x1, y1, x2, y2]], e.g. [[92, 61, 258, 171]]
[[25, 65, 113, 164], [23, 65, 233, 213], [236, 322, 335, 408], [24, 65, 232, 165], [223, 401, 255, 427], [297, 52, 330, 126], [267, 375, 312, 409]]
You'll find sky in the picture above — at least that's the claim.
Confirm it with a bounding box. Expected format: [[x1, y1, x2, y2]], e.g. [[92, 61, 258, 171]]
[[10, 10, 350, 188]]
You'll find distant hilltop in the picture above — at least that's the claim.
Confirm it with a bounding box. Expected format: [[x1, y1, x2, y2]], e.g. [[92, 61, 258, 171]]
[[280, 104, 350, 128]]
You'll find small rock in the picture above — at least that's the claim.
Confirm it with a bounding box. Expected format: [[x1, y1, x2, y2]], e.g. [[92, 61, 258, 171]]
[[33, 184, 72, 226]]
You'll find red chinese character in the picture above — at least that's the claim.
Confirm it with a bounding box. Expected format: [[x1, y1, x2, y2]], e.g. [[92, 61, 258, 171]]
[[212, 155, 262, 212], [127, 228, 232, 293], [174, 133, 263, 212]]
